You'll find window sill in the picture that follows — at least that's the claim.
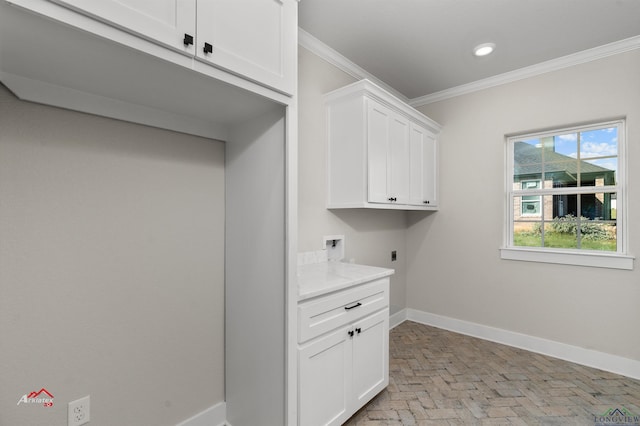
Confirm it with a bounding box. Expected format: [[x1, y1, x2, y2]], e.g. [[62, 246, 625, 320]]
[[500, 247, 634, 270]]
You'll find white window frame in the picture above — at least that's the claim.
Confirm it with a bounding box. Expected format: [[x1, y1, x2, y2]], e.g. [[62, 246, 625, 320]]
[[500, 119, 634, 270]]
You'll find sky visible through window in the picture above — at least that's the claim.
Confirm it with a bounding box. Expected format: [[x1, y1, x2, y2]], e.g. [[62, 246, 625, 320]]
[[521, 127, 618, 174]]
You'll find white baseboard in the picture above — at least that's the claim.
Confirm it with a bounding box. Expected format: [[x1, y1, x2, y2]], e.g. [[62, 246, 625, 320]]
[[176, 401, 226, 426], [389, 308, 408, 329], [175, 309, 638, 426], [398, 308, 640, 380]]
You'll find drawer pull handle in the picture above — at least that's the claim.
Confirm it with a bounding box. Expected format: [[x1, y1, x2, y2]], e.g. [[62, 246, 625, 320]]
[[344, 302, 362, 310]]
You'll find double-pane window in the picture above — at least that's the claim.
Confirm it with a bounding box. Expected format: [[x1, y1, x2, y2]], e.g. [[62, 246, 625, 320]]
[[505, 120, 627, 260]]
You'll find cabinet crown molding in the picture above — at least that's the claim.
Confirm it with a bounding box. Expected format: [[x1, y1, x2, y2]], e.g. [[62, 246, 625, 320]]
[[324, 79, 442, 134]]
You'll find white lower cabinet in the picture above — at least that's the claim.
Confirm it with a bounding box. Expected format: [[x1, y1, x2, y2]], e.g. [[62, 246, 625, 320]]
[[298, 279, 390, 426], [351, 310, 389, 408], [299, 325, 350, 426]]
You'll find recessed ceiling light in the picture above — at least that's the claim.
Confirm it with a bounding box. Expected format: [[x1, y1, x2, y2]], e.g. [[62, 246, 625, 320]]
[[473, 43, 496, 57]]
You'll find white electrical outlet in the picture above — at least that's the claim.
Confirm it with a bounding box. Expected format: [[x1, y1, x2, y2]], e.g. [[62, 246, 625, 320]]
[[68, 395, 90, 426]]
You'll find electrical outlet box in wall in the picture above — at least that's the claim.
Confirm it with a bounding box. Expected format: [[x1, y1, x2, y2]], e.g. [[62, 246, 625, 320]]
[[68, 395, 90, 426], [323, 235, 344, 262]]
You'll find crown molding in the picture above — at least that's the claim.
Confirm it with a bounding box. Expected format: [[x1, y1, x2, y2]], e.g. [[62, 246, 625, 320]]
[[324, 79, 441, 133], [298, 28, 409, 103], [409, 35, 640, 107], [298, 28, 640, 109]]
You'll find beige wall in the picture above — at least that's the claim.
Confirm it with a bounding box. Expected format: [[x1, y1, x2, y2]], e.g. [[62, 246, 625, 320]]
[[298, 47, 409, 314], [408, 50, 640, 361], [0, 84, 225, 426]]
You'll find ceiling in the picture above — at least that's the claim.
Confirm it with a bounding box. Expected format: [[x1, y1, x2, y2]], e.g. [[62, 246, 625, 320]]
[[298, 0, 640, 100]]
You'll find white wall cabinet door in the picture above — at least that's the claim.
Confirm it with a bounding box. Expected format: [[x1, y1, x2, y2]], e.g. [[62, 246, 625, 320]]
[[352, 309, 389, 407], [48, 0, 295, 95], [367, 101, 392, 204], [389, 114, 410, 204], [196, 0, 296, 95], [299, 327, 350, 426], [421, 131, 438, 206], [367, 101, 410, 205], [50, 0, 196, 54], [409, 124, 438, 207]]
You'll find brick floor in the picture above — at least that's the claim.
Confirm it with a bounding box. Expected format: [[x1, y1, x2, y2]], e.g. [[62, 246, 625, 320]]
[[343, 321, 640, 425]]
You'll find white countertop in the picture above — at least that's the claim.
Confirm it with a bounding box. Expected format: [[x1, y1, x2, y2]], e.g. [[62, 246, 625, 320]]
[[298, 261, 394, 301]]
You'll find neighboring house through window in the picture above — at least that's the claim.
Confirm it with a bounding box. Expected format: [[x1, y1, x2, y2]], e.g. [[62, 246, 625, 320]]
[[501, 120, 633, 270], [520, 180, 541, 216]]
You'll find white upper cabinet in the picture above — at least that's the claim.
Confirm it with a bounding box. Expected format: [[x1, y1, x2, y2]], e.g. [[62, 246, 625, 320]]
[[2, 0, 296, 139], [43, 0, 295, 95], [409, 123, 438, 207], [367, 101, 410, 205], [49, 0, 197, 54], [387, 109, 411, 204], [326, 80, 441, 211], [196, 0, 296, 95]]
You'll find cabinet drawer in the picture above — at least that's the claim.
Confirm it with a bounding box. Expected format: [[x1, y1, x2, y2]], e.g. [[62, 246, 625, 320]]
[[298, 278, 389, 343]]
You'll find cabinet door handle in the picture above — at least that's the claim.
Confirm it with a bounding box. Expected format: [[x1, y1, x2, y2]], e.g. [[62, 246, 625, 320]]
[[423, 200, 430, 204], [344, 302, 362, 310], [348, 330, 354, 337], [203, 42, 213, 54], [388, 197, 397, 202], [183, 34, 194, 46], [356, 327, 362, 334]]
